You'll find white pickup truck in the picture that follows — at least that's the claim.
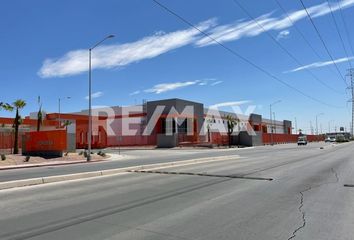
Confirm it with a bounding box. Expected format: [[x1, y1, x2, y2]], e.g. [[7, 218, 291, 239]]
[[297, 136, 308, 146]]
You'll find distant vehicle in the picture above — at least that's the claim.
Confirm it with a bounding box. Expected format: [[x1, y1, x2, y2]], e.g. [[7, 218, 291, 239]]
[[335, 134, 349, 142], [297, 136, 308, 145], [325, 137, 331, 142], [330, 137, 336, 143]]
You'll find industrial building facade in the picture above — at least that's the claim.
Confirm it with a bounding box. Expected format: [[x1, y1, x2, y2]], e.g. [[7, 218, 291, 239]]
[[0, 98, 309, 150]]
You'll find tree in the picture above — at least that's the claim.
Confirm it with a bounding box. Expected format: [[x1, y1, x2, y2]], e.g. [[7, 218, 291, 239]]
[[298, 129, 303, 136], [205, 117, 214, 142], [0, 102, 13, 111], [37, 106, 43, 132], [62, 120, 72, 130], [226, 115, 237, 148], [36, 96, 43, 132], [12, 99, 26, 154]]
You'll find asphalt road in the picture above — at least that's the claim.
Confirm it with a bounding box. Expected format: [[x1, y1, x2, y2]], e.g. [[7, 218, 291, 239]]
[[0, 143, 331, 182], [0, 142, 353, 240]]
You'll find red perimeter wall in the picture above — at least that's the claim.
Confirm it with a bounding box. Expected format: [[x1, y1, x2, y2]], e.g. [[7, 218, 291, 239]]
[[24, 130, 67, 153], [262, 133, 324, 144], [0, 132, 24, 154]]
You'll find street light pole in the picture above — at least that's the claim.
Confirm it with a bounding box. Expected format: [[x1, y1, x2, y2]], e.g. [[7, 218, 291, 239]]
[[87, 35, 115, 161], [58, 97, 71, 128], [58, 98, 61, 128], [273, 112, 276, 134], [294, 117, 298, 134], [269, 100, 281, 145]]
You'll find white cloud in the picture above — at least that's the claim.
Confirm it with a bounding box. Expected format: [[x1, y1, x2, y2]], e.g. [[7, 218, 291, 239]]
[[85, 91, 103, 100], [38, 19, 216, 78], [129, 90, 140, 96], [196, 0, 354, 47], [38, 0, 354, 79], [276, 30, 290, 40], [210, 80, 223, 86], [132, 78, 218, 95], [144, 80, 201, 94], [209, 101, 251, 109], [286, 56, 354, 72]]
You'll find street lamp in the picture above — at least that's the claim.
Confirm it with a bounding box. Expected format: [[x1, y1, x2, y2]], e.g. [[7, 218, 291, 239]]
[[87, 34, 115, 161], [273, 112, 276, 134], [315, 113, 324, 136], [58, 96, 71, 128], [270, 100, 281, 145], [328, 120, 334, 133]]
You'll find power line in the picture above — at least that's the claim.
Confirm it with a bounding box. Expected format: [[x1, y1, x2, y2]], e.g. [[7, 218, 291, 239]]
[[274, 0, 339, 77], [152, 0, 342, 108], [274, 0, 324, 61], [336, 0, 354, 57], [298, 0, 348, 87], [326, 0, 352, 69], [232, 0, 343, 94]]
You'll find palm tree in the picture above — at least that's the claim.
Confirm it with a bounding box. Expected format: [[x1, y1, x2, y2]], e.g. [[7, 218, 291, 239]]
[[226, 115, 237, 148], [0, 102, 13, 111], [62, 120, 72, 130], [12, 99, 26, 154]]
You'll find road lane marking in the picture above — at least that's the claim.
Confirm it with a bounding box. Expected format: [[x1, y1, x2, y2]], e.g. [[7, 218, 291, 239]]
[[128, 170, 273, 181]]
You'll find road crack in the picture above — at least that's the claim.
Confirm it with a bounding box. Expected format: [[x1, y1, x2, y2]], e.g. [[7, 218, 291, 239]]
[[287, 187, 310, 240], [287, 168, 339, 240]]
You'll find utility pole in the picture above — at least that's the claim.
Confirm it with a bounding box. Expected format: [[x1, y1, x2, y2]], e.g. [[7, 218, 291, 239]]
[[347, 68, 354, 138], [315, 113, 324, 135]]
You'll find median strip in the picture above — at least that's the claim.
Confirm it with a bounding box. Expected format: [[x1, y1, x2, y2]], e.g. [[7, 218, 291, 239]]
[[0, 155, 241, 190]]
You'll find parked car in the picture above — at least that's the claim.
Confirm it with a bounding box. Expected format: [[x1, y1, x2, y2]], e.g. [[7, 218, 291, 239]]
[[325, 137, 331, 142], [297, 136, 308, 145]]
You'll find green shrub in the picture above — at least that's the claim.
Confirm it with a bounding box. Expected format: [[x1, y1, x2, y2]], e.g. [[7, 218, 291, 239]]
[[1, 154, 6, 161], [24, 156, 30, 162], [78, 151, 84, 155], [83, 151, 88, 158]]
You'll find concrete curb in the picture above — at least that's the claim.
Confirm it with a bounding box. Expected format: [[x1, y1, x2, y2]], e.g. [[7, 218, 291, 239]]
[[0, 155, 241, 191], [0, 159, 105, 171]]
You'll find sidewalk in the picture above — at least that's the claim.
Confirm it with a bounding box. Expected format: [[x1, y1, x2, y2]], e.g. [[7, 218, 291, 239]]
[[0, 158, 105, 170], [0, 153, 127, 171]]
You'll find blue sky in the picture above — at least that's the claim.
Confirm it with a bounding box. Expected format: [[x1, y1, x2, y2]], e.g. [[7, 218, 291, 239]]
[[1, 0, 354, 133]]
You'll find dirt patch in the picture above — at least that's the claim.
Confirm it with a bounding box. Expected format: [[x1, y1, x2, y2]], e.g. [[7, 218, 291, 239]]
[[0, 153, 108, 167]]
